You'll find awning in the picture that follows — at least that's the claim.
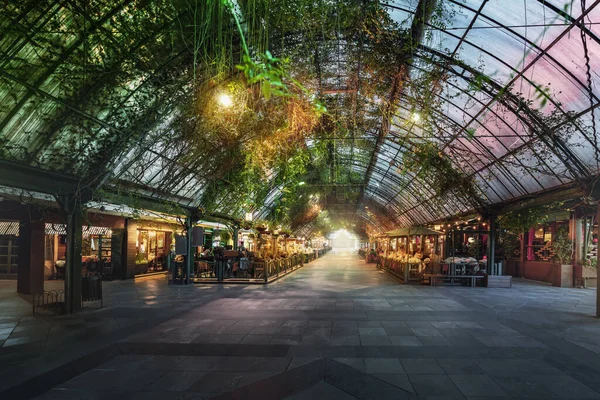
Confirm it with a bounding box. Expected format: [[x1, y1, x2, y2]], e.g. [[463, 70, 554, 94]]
[[384, 227, 443, 237]]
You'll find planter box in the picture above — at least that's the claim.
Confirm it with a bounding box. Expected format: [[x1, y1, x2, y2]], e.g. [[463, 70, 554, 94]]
[[582, 266, 597, 278], [553, 264, 573, 288], [486, 275, 512, 288], [582, 266, 597, 288]]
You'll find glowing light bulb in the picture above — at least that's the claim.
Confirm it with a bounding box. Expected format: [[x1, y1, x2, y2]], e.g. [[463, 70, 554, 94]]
[[217, 92, 233, 108], [411, 112, 420, 122]]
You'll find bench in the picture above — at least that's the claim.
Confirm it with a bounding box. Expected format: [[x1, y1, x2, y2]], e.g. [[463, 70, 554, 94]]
[[424, 273, 484, 287]]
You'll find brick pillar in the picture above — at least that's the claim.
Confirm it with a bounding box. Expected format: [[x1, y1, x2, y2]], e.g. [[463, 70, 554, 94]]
[[17, 218, 45, 295]]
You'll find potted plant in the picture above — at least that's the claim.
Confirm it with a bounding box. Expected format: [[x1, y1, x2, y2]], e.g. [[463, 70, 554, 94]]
[[551, 227, 573, 287]]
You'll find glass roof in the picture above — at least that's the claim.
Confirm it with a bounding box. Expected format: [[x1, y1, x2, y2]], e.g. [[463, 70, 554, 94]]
[[0, 0, 598, 235]]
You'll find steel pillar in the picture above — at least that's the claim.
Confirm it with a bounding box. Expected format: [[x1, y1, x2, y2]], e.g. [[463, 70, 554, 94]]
[[63, 195, 83, 313]]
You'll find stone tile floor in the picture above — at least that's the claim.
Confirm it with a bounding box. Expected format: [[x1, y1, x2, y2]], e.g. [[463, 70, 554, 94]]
[[0, 251, 598, 399]]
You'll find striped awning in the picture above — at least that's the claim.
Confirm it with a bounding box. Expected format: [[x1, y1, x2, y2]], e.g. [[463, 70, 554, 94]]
[[44, 224, 112, 237], [0, 221, 19, 235]]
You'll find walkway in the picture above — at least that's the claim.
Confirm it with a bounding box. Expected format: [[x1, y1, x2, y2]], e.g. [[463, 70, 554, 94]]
[[1, 252, 599, 399]]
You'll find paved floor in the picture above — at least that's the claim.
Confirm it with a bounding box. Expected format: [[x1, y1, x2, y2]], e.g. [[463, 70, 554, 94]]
[[1, 251, 599, 399]]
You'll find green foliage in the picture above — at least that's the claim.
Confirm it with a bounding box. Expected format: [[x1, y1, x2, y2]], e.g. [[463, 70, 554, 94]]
[[1, 0, 590, 242], [400, 141, 481, 205], [467, 236, 481, 259], [497, 230, 520, 260], [584, 257, 597, 269], [497, 204, 560, 234], [552, 226, 573, 265], [219, 230, 232, 243]]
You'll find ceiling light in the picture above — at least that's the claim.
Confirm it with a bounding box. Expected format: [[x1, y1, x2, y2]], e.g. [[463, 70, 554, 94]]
[[217, 92, 233, 108], [411, 112, 420, 122]]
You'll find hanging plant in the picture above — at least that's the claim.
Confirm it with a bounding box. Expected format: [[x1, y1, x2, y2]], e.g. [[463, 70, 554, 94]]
[[497, 204, 558, 234]]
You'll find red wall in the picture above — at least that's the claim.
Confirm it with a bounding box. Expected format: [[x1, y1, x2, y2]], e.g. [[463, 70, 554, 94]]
[[523, 261, 554, 284]]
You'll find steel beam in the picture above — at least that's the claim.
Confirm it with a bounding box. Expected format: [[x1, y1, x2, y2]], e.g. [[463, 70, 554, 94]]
[[358, 0, 438, 209], [0, 159, 82, 197]]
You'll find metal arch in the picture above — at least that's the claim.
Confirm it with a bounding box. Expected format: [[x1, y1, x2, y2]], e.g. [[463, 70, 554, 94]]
[[388, 65, 558, 193], [367, 148, 467, 216], [383, 0, 600, 107], [29, 18, 193, 164], [0, 2, 62, 66], [400, 47, 591, 180], [376, 121, 499, 206], [357, 0, 439, 211], [428, 2, 600, 177], [536, 0, 600, 46], [0, 0, 136, 134], [299, 2, 596, 180], [355, 157, 455, 215], [369, 134, 489, 213], [250, 162, 405, 225], [350, 66, 558, 202], [293, 206, 394, 237], [414, 52, 592, 180], [339, 149, 469, 217], [388, 91, 539, 199], [445, 0, 600, 105], [398, 46, 588, 185], [416, 16, 600, 172], [0, 65, 217, 209], [267, 1, 595, 180]]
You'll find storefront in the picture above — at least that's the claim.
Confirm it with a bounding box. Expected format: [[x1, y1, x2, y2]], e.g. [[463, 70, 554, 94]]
[[239, 230, 256, 251], [0, 220, 19, 278], [44, 224, 113, 280], [520, 213, 571, 286], [135, 228, 172, 276]]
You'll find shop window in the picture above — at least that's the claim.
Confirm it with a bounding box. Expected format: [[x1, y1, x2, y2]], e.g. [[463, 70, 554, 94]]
[[0, 236, 18, 275], [135, 229, 168, 275], [525, 222, 568, 262]]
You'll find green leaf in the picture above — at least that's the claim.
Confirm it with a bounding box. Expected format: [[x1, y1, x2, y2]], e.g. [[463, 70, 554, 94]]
[[262, 80, 271, 100]]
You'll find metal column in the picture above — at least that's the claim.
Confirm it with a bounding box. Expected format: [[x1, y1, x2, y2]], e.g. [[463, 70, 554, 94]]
[[488, 216, 497, 276], [63, 195, 82, 313], [233, 226, 239, 250], [185, 217, 193, 285]]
